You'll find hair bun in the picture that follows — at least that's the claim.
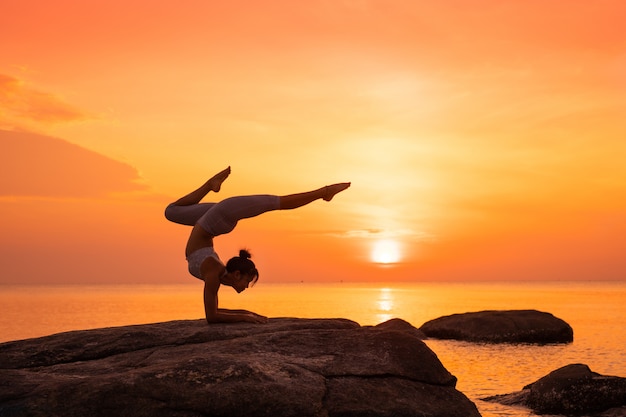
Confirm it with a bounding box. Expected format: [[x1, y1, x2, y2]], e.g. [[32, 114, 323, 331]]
[[239, 249, 252, 259]]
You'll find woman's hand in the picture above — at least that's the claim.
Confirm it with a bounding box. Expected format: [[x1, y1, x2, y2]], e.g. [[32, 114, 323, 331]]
[[245, 313, 268, 323]]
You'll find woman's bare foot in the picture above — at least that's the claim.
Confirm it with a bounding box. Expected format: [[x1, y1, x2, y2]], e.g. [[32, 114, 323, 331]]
[[208, 166, 231, 192], [323, 182, 351, 201]]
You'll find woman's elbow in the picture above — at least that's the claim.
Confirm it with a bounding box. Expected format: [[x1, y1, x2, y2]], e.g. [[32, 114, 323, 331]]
[[205, 313, 220, 324]]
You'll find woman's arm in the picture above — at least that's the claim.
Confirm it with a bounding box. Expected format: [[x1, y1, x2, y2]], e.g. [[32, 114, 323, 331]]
[[203, 274, 267, 324], [218, 308, 268, 319]]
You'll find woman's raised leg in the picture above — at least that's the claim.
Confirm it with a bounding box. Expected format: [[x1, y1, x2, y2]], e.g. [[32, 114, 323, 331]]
[[194, 182, 351, 235], [279, 183, 351, 209]]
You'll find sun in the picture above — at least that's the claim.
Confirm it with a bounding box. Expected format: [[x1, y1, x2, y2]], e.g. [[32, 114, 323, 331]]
[[371, 239, 401, 264]]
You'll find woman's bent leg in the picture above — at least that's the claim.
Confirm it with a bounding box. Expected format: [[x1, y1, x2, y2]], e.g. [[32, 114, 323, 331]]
[[165, 167, 231, 225], [170, 166, 231, 207], [165, 202, 217, 226]]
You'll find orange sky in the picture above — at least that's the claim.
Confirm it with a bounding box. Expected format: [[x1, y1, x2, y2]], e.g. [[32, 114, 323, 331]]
[[1, 0, 625, 284]]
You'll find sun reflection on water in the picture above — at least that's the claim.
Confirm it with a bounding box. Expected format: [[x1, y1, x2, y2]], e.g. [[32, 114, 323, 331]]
[[376, 287, 394, 323]]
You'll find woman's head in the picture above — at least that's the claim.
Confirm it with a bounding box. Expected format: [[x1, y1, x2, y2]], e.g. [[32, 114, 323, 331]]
[[226, 249, 259, 287]]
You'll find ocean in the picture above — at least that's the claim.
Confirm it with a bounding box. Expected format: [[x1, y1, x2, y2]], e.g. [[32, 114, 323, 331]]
[[1, 281, 625, 417]]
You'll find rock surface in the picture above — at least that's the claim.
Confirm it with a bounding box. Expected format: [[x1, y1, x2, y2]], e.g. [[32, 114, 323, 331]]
[[483, 364, 626, 416], [0, 318, 480, 417], [419, 309, 573, 343]]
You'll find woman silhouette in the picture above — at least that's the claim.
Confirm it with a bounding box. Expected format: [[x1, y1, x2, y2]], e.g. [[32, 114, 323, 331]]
[[165, 166, 350, 324]]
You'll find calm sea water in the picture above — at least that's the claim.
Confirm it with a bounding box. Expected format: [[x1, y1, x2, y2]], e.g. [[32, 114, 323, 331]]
[[1, 281, 625, 417]]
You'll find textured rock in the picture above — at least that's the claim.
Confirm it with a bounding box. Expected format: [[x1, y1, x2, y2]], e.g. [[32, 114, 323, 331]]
[[419, 309, 573, 343], [483, 364, 626, 416], [366, 318, 426, 339], [0, 318, 480, 417]]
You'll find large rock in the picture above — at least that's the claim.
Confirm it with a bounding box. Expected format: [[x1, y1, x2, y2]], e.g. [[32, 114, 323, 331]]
[[419, 309, 573, 343], [482, 364, 626, 416], [0, 318, 480, 417]]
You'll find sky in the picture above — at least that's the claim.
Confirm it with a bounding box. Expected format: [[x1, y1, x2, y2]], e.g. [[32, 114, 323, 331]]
[[1, 0, 625, 284]]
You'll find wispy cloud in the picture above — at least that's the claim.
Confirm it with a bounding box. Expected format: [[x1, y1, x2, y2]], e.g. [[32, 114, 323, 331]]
[[326, 228, 433, 242], [0, 74, 91, 128]]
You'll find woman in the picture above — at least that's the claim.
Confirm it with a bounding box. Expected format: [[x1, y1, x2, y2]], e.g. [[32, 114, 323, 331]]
[[165, 166, 350, 324]]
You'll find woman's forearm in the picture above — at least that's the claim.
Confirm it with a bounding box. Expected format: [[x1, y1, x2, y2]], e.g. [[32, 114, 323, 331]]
[[206, 310, 266, 323]]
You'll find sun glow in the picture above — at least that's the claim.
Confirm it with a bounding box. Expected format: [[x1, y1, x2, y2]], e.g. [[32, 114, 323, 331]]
[[371, 239, 401, 264]]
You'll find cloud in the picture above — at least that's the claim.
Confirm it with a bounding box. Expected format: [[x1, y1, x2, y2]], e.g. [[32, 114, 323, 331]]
[[327, 228, 433, 241], [0, 74, 90, 127], [1, 129, 148, 198]]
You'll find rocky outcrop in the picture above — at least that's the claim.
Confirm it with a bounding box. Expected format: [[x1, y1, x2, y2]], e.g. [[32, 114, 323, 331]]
[[367, 317, 427, 339], [419, 309, 573, 343], [482, 364, 626, 416], [0, 318, 480, 417]]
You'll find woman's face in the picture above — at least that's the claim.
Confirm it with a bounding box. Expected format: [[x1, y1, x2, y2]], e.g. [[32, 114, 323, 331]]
[[232, 273, 252, 293]]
